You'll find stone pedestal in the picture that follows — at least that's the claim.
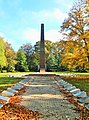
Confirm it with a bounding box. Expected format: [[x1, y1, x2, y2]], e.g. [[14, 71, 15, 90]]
[[40, 68, 45, 73]]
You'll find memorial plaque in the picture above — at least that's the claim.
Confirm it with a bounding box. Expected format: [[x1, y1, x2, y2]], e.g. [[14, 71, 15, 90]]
[[73, 91, 87, 98], [79, 97, 89, 103], [60, 81, 66, 84], [58, 79, 64, 83], [59, 81, 65, 85], [16, 83, 24, 86], [70, 88, 80, 94], [2, 90, 14, 97], [20, 78, 30, 83], [67, 86, 76, 91], [11, 86, 22, 90], [14, 83, 24, 88], [11, 83, 24, 90], [63, 83, 72, 88], [64, 84, 72, 89], [85, 104, 89, 110], [56, 78, 63, 81], [0, 95, 10, 101], [7, 88, 18, 93], [61, 82, 68, 85]]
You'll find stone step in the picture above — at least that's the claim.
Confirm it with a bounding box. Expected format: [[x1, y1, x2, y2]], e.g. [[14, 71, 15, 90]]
[[60, 82, 68, 86], [2, 90, 14, 97], [79, 97, 89, 103], [11, 86, 22, 90], [70, 89, 80, 94], [64, 84, 72, 88], [73, 91, 87, 98], [7, 88, 18, 93], [20, 78, 30, 83], [67, 86, 76, 91], [0, 95, 10, 101], [11, 83, 24, 90]]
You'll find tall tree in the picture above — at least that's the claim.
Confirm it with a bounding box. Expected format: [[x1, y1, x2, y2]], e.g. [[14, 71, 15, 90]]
[[20, 43, 33, 70], [20, 43, 33, 57], [5, 42, 16, 72], [60, 0, 89, 71], [0, 37, 7, 72], [15, 49, 29, 72]]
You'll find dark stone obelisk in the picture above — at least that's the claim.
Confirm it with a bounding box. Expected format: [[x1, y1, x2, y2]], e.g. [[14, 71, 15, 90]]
[[40, 24, 45, 73]]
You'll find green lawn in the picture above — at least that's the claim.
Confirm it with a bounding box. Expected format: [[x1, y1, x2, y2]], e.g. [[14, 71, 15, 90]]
[[0, 72, 28, 93], [53, 72, 89, 94], [60, 76, 89, 95]]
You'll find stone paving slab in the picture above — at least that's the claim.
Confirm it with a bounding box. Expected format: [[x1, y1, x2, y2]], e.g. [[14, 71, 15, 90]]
[[19, 76, 80, 120]]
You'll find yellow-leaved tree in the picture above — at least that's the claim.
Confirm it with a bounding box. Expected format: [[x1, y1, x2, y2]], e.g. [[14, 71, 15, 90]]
[[60, 0, 89, 71]]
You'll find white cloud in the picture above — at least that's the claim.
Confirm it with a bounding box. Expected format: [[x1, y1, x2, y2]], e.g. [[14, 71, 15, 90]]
[[20, 8, 67, 24], [2, 28, 63, 51], [45, 30, 62, 42], [21, 28, 63, 44], [21, 28, 40, 45], [53, 8, 68, 20], [31, 8, 67, 22]]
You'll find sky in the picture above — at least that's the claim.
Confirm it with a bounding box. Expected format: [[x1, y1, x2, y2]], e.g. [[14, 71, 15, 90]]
[[0, 0, 77, 51]]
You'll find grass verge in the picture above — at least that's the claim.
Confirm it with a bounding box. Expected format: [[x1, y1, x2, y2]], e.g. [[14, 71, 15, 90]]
[[60, 76, 89, 95], [0, 72, 26, 93]]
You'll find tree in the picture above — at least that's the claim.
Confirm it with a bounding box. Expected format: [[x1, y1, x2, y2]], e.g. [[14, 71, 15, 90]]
[[60, 0, 89, 71], [30, 41, 40, 71], [20, 43, 33, 71], [21, 43, 33, 55], [15, 49, 29, 72], [0, 37, 7, 72], [52, 41, 67, 71], [5, 42, 16, 72]]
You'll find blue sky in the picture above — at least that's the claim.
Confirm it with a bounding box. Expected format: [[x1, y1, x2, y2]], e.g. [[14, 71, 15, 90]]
[[0, 0, 77, 51]]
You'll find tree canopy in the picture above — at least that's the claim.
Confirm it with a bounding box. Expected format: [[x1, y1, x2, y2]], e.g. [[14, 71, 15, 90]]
[[60, 0, 89, 72]]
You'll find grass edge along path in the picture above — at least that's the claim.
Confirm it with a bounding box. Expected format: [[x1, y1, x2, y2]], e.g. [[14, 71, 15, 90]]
[[0, 72, 27, 93], [59, 75, 89, 95]]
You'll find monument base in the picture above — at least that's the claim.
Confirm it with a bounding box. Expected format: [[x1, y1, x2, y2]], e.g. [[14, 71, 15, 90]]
[[25, 72, 56, 76], [40, 68, 45, 73]]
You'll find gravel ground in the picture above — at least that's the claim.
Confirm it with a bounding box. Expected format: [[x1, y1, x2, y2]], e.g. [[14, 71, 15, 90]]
[[20, 76, 80, 120]]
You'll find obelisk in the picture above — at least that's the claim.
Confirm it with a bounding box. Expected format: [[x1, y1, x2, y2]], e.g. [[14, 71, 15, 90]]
[[40, 24, 45, 73]]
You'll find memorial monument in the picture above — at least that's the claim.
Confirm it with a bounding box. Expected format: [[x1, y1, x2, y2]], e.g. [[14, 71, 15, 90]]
[[40, 24, 46, 73]]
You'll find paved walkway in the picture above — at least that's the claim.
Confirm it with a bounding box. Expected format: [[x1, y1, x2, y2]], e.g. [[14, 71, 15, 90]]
[[20, 76, 80, 120]]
